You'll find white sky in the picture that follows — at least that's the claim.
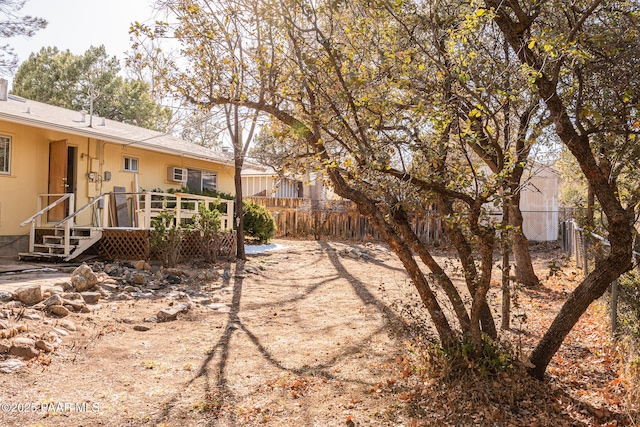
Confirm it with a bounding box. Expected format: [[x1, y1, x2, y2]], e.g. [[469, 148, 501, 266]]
[[7, 0, 159, 84]]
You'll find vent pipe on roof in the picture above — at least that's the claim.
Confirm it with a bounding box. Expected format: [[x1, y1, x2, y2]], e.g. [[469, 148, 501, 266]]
[[0, 79, 7, 101], [80, 110, 87, 123]]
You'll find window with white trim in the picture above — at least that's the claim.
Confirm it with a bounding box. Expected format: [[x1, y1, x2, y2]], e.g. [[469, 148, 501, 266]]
[[187, 169, 218, 192], [123, 156, 138, 172], [0, 135, 10, 175]]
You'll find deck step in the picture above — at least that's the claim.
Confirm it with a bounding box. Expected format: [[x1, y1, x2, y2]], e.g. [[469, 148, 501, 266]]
[[23, 226, 103, 261]]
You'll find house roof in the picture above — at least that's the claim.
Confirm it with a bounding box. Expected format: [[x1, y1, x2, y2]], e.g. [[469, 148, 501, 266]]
[[0, 94, 235, 167]]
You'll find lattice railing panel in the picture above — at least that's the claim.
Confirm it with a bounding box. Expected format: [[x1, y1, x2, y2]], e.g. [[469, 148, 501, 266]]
[[97, 229, 236, 262], [99, 230, 150, 260]]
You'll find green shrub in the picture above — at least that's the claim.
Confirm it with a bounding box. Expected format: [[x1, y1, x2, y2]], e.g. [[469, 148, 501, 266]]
[[194, 204, 222, 263], [150, 210, 186, 267], [242, 201, 276, 243]]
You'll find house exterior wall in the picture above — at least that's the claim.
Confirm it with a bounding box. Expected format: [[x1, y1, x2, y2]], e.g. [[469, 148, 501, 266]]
[[0, 119, 91, 237], [0, 119, 235, 256], [99, 143, 235, 196], [519, 168, 561, 241]]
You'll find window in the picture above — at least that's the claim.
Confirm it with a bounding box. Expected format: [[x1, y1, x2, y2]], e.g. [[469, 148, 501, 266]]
[[0, 135, 10, 175], [123, 156, 138, 172], [187, 169, 218, 192]]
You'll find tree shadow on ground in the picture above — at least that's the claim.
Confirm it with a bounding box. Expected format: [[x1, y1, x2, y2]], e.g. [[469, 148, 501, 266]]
[[153, 241, 417, 426]]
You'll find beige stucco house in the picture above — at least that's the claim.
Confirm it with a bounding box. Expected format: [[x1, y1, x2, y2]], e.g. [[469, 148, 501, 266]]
[[0, 87, 236, 259]]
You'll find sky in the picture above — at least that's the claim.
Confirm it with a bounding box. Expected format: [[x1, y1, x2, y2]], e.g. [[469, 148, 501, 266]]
[[7, 0, 159, 84]]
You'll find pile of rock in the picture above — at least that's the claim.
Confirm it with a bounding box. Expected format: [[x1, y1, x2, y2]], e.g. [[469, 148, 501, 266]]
[[0, 261, 228, 366]]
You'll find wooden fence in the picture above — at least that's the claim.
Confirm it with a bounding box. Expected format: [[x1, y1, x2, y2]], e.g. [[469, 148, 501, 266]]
[[245, 196, 443, 244]]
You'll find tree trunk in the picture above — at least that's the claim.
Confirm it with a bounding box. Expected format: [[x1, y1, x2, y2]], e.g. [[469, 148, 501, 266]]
[[528, 252, 630, 378], [501, 197, 511, 330], [509, 199, 540, 288], [234, 156, 246, 260], [435, 194, 498, 339], [390, 205, 471, 334]]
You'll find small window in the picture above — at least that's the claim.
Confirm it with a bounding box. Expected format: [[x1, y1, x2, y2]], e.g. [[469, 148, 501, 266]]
[[123, 156, 138, 172], [0, 135, 11, 175]]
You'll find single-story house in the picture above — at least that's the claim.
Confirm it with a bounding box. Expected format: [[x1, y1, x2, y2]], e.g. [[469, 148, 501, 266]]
[[0, 82, 236, 260]]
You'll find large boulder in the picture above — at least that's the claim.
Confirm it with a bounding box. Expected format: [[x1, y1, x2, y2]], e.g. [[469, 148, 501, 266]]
[[71, 263, 98, 292], [14, 285, 43, 305]]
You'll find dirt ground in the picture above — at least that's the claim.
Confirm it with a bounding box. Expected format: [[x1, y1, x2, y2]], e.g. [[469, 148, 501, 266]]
[[0, 239, 631, 426]]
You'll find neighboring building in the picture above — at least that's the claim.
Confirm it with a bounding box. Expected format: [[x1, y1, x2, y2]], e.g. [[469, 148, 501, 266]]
[[0, 87, 236, 258], [519, 163, 562, 241], [241, 167, 303, 198], [241, 167, 333, 200]]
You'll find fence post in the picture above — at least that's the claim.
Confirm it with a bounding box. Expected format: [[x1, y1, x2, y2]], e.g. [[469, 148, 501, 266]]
[[611, 279, 618, 336], [582, 232, 588, 276]]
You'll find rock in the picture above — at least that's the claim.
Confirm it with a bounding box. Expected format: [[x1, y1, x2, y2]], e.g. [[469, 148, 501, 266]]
[[157, 303, 191, 322], [132, 273, 147, 286], [62, 292, 83, 300], [71, 263, 98, 291], [14, 284, 43, 305], [121, 318, 135, 324], [9, 337, 39, 359], [80, 292, 101, 304], [0, 291, 13, 302], [42, 285, 65, 296], [32, 302, 46, 311], [144, 317, 157, 323], [0, 340, 9, 353], [0, 359, 25, 373], [15, 324, 27, 333], [221, 271, 231, 280], [133, 325, 151, 331], [0, 319, 7, 329], [206, 303, 231, 313], [165, 274, 182, 284], [43, 294, 64, 307], [191, 296, 212, 305], [54, 280, 72, 291], [4, 301, 23, 309], [52, 327, 69, 336], [131, 292, 155, 299], [50, 305, 70, 317], [35, 340, 54, 352], [98, 283, 118, 292], [124, 286, 139, 293], [134, 260, 146, 270], [22, 313, 42, 321], [62, 298, 86, 312], [59, 319, 76, 331], [147, 282, 163, 290]]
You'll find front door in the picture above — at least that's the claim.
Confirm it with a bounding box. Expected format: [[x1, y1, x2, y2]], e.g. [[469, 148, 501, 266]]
[[48, 139, 68, 222]]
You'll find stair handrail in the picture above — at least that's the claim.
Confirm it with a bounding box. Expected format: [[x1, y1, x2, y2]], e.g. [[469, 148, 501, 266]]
[[20, 193, 73, 227], [53, 193, 107, 228], [20, 193, 74, 255]]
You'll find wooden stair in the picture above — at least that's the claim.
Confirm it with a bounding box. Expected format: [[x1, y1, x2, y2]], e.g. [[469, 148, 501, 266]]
[[19, 227, 103, 261]]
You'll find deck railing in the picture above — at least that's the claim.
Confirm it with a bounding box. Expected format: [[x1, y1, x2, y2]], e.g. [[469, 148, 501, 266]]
[[20, 192, 235, 256]]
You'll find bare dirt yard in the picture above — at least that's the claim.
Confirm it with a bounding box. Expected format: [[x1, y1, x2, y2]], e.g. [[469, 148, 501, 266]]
[[0, 238, 634, 426]]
